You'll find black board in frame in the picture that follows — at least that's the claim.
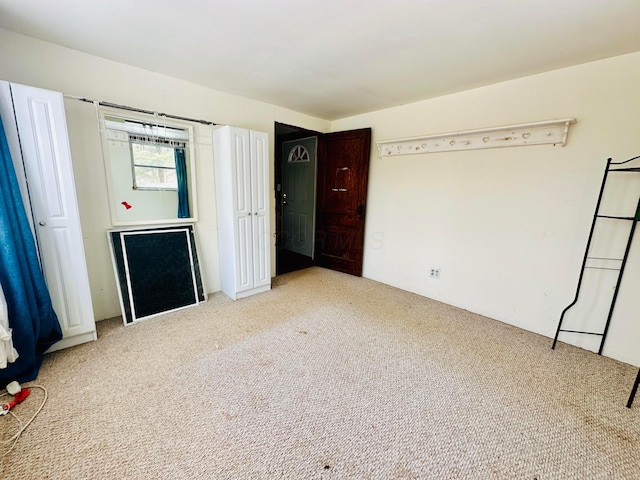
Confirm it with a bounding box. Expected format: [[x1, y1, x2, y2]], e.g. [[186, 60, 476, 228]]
[[109, 225, 206, 325]]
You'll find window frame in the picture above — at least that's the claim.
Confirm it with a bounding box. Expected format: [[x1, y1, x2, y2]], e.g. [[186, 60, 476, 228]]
[[98, 108, 199, 227]]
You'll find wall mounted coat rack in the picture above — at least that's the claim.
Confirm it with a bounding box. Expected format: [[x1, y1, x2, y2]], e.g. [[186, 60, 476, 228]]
[[376, 118, 576, 157]]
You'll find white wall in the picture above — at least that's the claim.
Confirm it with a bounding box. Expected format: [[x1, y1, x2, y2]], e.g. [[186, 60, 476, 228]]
[[0, 27, 330, 321], [331, 51, 640, 366]]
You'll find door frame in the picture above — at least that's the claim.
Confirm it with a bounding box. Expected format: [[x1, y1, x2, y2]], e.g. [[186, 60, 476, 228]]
[[274, 122, 321, 275]]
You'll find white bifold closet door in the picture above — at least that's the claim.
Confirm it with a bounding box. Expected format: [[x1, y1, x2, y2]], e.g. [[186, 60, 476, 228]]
[[214, 126, 271, 300], [0, 82, 96, 351]]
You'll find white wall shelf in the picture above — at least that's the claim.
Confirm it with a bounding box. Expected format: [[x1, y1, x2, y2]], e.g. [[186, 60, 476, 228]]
[[376, 118, 576, 157]]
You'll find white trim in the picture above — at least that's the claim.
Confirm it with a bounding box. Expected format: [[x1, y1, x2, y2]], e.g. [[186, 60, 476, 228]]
[[376, 118, 576, 157]]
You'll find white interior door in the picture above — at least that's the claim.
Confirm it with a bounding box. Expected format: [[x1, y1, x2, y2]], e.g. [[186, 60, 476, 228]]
[[10, 83, 96, 351], [282, 137, 317, 258]]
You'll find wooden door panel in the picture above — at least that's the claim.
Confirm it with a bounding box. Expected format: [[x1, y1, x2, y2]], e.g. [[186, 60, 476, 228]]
[[316, 128, 371, 276], [325, 225, 358, 259], [320, 211, 358, 228]]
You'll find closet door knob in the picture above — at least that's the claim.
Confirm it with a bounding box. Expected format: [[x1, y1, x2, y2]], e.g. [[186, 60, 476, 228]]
[[38, 221, 47, 226]]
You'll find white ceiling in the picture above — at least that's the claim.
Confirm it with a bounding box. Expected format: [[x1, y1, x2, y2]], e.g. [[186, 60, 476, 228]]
[[1, 0, 639, 120]]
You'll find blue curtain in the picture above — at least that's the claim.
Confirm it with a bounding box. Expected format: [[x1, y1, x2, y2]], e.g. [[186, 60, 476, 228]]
[[0, 115, 62, 384], [175, 148, 190, 218]]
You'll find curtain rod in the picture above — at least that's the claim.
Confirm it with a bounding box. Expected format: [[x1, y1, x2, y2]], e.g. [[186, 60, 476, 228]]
[[64, 94, 218, 126]]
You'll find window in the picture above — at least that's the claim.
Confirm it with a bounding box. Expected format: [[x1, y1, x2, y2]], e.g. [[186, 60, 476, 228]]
[[129, 134, 185, 191], [287, 144, 310, 163], [101, 113, 195, 223]]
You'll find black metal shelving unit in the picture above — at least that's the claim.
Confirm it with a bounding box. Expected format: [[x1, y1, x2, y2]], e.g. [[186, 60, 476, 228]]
[[628, 369, 640, 408], [551, 155, 640, 407]]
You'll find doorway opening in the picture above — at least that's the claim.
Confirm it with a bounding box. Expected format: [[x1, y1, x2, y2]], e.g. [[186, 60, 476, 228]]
[[275, 123, 372, 277], [275, 122, 320, 275]]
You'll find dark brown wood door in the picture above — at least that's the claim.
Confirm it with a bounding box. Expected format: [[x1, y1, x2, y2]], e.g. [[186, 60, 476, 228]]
[[315, 128, 371, 276]]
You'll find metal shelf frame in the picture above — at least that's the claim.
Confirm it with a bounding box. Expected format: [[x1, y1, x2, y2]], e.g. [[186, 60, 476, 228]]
[[551, 155, 640, 407]]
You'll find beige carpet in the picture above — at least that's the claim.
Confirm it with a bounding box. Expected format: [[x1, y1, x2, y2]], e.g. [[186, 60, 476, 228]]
[[1, 267, 639, 479]]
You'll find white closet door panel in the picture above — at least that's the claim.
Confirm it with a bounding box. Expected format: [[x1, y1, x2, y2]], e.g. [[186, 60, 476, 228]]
[[250, 130, 270, 288], [230, 127, 254, 293], [231, 128, 252, 216], [10, 84, 96, 344], [23, 101, 66, 221], [251, 131, 269, 215], [235, 215, 253, 292], [253, 215, 270, 287], [47, 227, 89, 334]]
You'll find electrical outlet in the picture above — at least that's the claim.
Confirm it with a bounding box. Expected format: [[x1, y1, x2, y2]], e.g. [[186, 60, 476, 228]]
[[429, 268, 441, 279]]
